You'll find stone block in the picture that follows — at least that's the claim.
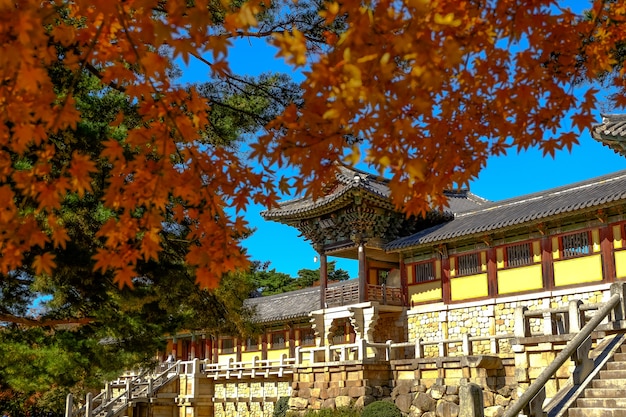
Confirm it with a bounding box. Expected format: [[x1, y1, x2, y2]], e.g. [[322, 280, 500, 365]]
[[494, 394, 510, 407], [310, 388, 320, 398], [348, 386, 366, 398], [413, 392, 436, 412], [322, 398, 336, 410], [396, 393, 415, 413], [436, 400, 459, 417], [429, 384, 446, 400], [354, 395, 376, 410], [288, 397, 309, 410], [484, 405, 504, 417], [335, 395, 352, 408]]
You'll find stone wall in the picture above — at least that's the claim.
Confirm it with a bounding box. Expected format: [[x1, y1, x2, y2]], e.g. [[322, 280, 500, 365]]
[[212, 379, 291, 417], [407, 286, 609, 357]]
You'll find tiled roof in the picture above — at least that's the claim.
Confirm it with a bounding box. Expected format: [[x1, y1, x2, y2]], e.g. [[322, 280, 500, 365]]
[[244, 281, 351, 323], [261, 165, 391, 219], [591, 114, 626, 156], [262, 165, 488, 219], [386, 170, 626, 251]]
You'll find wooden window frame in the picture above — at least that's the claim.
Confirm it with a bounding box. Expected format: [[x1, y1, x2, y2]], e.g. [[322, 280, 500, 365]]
[[412, 260, 437, 284], [455, 252, 481, 277], [270, 331, 286, 349], [560, 230, 591, 259], [244, 336, 259, 352], [504, 241, 535, 268], [299, 328, 316, 347], [220, 337, 234, 354]]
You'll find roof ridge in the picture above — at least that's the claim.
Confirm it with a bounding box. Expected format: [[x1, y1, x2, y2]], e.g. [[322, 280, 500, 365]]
[[456, 170, 626, 218]]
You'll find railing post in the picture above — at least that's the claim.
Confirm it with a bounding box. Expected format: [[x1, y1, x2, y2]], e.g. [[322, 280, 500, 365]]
[[125, 379, 131, 403], [571, 335, 594, 385], [65, 393, 73, 417], [542, 312, 554, 335], [148, 377, 153, 397], [568, 300, 583, 332], [462, 334, 472, 355], [514, 306, 530, 337], [193, 358, 200, 375], [294, 347, 301, 366], [522, 386, 546, 417], [438, 339, 447, 357], [610, 282, 626, 322], [325, 344, 331, 363], [386, 340, 392, 361], [358, 339, 367, 361], [85, 392, 92, 417], [415, 337, 423, 359]]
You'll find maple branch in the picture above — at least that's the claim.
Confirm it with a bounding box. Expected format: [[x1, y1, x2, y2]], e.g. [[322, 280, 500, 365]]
[[84, 63, 127, 93], [53, 22, 106, 131], [0, 313, 95, 328]]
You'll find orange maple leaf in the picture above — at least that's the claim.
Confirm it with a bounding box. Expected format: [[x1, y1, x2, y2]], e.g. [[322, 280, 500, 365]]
[[32, 253, 56, 276]]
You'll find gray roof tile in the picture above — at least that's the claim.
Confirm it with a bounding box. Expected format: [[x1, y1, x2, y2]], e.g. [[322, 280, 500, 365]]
[[386, 170, 626, 251]]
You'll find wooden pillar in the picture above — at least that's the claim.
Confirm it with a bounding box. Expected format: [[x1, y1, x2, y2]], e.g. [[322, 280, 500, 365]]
[[441, 251, 451, 304], [204, 336, 211, 361], [600, 224, 616, 282], [261, 330, 268, 360], [487, 246, 497, 296], [358, 241, 367, 303], [319, 250, 328, 309], [212, 336, 219, 363], [190, 335, 197, 360], [541, 234, 554, 290], [236, 337, 242, 361], [400, 256, 408, 306], [288, 325, 295, 358], [171, 337, 177, 360]]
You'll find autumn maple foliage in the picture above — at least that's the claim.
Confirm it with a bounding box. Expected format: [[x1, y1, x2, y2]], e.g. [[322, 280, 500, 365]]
[[1, 0, 625, 288]]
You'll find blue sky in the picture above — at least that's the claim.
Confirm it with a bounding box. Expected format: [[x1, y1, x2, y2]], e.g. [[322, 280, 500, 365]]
[[181, 1, 626, 278]]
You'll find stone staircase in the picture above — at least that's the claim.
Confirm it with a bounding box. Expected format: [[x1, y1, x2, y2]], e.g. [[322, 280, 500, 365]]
[[69, 362, 180, 417], [568, 344, 626, 417]]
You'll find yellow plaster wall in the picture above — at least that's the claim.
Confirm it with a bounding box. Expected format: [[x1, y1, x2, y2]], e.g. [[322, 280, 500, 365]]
[[267, 348, 289, 361], [409, 281, 442, 303], [614, 225, 623, 249], [406, 264, 414, 283], [592, 229, 601, 252], [241, 351, 260, 362], [553, 254, 603, 287], [217, 353, 236, 365], [497, 264, 543, 294], [450, 273, 488, 301], [615, 250, 626, 279]]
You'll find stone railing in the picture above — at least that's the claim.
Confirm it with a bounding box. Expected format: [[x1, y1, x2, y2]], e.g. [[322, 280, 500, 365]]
[[203, 355, 295, 379], [504, 282, 626, 417]]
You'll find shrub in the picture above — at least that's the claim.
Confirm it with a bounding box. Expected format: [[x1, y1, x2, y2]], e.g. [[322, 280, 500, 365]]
[[273, 397, 290, 417], [361, 401, 402, 417], [298, 407, 360, 417]]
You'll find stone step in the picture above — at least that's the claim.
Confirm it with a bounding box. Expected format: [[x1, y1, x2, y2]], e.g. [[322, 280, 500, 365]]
[[576, 398, 626, 408], [599, 369, 626, 380], [611, 352, 626, 362], [606, 361, 626, 370], [583, 388, 626, 398], [569, 408, 626, 417], [592, 379, 626, 389]]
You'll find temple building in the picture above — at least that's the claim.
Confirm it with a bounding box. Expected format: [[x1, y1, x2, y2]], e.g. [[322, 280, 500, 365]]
[[89, 114, 626, 417]]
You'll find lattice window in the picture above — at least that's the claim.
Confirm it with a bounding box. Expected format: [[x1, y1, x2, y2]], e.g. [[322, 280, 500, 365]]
[[300, 328, 316, 346], [221, 338, 234, 353], [245, 337, 258, 351], [457, 253, 481, 276], [415, 261, 435, 283], [562, 231, 590, 258], [271, 332, 285, 349], [506, 242, 533, 267]]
